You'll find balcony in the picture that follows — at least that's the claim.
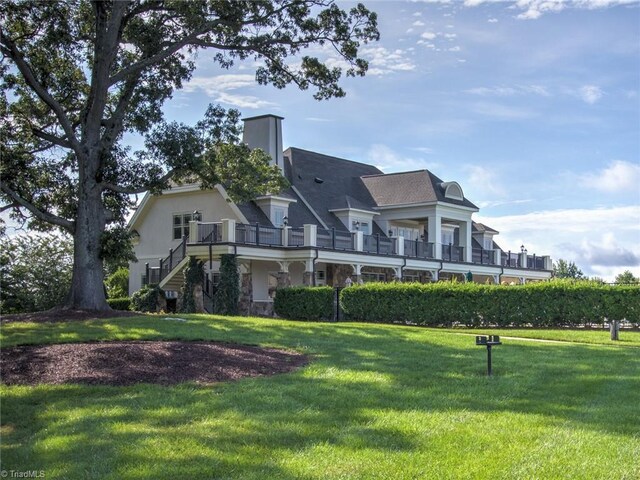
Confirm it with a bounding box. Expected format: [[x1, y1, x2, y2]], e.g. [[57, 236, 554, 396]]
[[185, 220, 550, 271]]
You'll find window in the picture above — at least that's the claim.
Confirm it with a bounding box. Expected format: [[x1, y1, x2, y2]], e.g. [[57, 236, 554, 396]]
[[173, 211, 201, 240], [274, 208, 286, 227], [442, 230, 454, 246], [484, 237, 493, 250], [352, 220, 370, 234], [315, 270, 326, 285]]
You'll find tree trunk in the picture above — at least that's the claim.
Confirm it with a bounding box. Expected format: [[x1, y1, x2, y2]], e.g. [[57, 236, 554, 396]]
[[65, 178, 110, 311]]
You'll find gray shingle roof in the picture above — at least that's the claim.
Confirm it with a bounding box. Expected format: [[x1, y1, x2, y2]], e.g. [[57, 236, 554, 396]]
[[361, 170, 478, 209], [284, 148, 381, 231]]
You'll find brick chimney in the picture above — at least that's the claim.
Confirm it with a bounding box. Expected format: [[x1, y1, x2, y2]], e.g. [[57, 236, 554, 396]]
[[242, 114, 284, 173]]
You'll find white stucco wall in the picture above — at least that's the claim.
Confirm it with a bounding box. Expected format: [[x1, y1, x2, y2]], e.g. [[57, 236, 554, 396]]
[[128, 188, 240, 294]]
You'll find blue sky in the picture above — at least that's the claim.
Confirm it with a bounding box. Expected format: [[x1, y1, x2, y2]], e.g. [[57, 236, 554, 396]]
[[164, 0, 640, 280], [5, 1, 638, 280]]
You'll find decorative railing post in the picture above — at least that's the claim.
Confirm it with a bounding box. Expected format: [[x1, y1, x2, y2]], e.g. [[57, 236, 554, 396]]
[[169, 248, 174, 271], [449, 242, 453, 261], [145, 263, 149, 285], [255, 222, 260, 245], [182, 234, 187, 258], [221, 219, 236, 242], [303, 224, 317, 246], [376, 233, 380, 254], [396, 236, 404, 256], [189, 220, 198, 243], [159, 258, 163, 280], [331, 227, 336, 249]]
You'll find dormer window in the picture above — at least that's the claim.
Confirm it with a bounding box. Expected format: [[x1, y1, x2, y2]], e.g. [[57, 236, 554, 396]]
[[441, 182, 464, 201], [254, 195, 297, 228]]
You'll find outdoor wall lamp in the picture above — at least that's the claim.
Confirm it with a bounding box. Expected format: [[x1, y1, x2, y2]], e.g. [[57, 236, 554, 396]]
[[283, 216, 288, 226]]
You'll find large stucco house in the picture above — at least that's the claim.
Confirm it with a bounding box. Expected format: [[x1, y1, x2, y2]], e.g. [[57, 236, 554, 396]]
[[128, 114, 552, 314]]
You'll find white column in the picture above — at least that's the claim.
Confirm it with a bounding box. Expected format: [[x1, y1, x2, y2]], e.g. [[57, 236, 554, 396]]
[[459, 221, 472, 263], [519, 252, 528, 268], [543, 256, 553, 270], [303, 224, 317, 247], [427, 215, 442, 259], [189, 220, 198, 243], [354, 231, 364, 251], [282, 226, 291, 247], [221, 218, 236, 243], [396, 236, 405, 256], [493, 249, 502, 266]]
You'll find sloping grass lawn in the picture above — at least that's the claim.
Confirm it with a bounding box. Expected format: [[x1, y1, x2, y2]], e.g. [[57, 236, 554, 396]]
[[1, 315, 639, 479]]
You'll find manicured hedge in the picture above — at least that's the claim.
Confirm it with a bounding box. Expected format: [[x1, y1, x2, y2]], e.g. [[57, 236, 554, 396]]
[[107, 297, 131, 311], [274, 286, 333, 321], [340, 281, 639, 327]]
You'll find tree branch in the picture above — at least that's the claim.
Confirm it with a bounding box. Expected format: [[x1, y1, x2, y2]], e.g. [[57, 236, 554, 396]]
[[0, 183, 75, 232], [31, 128, 72, 149], [0, 34, 81, 153], [100, 169, 176, 195]]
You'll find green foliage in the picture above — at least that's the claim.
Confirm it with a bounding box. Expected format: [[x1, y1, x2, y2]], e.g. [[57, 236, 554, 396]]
[[106, 297, 131, 311], [553, 259, 585, 279], [274, 286, 334, 321], [180, 257, 204, 314], [339, 281, 640, 327], [2, 316, 639, 479], [130, 285, 165, 313], [105, 267, 129, 299], [615, 270, 639, 284], [1, 1, 379, 309], [0, 233, 73, 313], [213, 254, 239, 316]]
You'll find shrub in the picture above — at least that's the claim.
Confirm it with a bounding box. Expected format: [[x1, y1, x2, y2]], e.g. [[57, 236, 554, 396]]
[[274, 286, 334, 321], [180, 257, 204, 313], [105, 267, 129, 299], [107, 297, 131, 311], [131, 285, 165, 312], [214, 254, 239, 315], [339, 281, 640, 327]]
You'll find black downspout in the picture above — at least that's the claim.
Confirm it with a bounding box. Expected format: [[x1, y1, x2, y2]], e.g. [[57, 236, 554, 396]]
[[436, 260, 444, 282], [312, 248, 319, 286]]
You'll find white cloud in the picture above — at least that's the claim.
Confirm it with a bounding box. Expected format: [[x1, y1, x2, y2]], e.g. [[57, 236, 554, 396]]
[[471, 102, 536, 119], [421, 31, 438, 40], [474, 206, 640, 279], [367, 144, 438, 173], [465, 85, 550, 97], [462, 0, 637, 19], [464, 165, 507, 197], [183, 74, 276, 109], [413, 20, 426, 26], [579, 160, 640, 193], [359, 47, 416, 75], [579, 85, 604, 104], [488, 18, 499, 23]]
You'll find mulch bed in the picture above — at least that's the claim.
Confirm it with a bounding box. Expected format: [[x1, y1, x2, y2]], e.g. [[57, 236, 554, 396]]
[[1, 341, 309, 386]]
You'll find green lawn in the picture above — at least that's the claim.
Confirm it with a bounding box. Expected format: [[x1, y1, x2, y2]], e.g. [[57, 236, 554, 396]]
[[1, 315, 639, 479]]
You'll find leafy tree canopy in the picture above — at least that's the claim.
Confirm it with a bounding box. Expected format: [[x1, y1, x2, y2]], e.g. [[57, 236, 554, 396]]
[[615, 270, 639, 285], [0, 0, 379, 310], [552, 259, 585, 280], [0, 233, 74, 313]]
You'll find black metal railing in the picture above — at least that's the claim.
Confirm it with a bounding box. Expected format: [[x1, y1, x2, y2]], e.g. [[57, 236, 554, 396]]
[[363, 234, 396, 255], [501, 251, 520, 268], [404, 239, 434, 258], [472, 247, 495, 265], [288, 227, 304, 246], [527, 254, 545, 270], [235, 223, 283, 246], [442, 244, 464, 262], [316, 228, 354, 250], [197, 222, 222, 243]]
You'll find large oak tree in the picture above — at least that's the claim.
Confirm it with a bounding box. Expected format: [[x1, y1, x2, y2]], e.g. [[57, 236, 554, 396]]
[[0, 0, 379, 310]]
